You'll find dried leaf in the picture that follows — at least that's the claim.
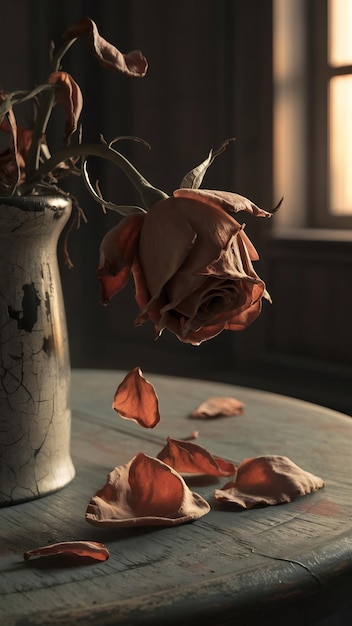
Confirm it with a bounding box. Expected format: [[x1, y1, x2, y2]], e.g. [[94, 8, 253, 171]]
[[157, 437, 237, 477], [64, 17, 148, 77], [214, 455, 325, 509], [112, 367, 161, 428], [179, 138, 235, 190], [23, 541, 109, 561], [86, 453, 210, 527], [191, 396, 244, 419], [0, 102, 36, 193], [48, 71, 83, 141]]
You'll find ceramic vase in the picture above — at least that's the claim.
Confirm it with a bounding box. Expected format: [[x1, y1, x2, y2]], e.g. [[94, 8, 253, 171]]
[[0, 195, 75, 506]]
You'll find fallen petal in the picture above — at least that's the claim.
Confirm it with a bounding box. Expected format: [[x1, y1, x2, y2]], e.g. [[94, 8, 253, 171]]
[[191, 396, 244, 419], [214, 455, 325, 509], [157, 437, 237, 477], [112, 367, 161, 428], [23, 541, 109, 561], [86, 453, 210, 527]]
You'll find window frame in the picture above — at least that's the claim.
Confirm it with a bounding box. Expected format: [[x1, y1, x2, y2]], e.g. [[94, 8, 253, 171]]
[[308, 0, 352, 229], [273, 0, 352, 233]]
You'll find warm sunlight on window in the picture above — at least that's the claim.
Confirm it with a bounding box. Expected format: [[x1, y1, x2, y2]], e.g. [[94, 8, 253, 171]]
[[329, 75, 352, 214], [328, 0, 352, 215], [329, 0, 352, 65]]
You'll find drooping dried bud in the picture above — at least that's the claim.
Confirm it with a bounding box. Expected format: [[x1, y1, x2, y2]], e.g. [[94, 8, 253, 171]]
[[48, 72, 83, 142]]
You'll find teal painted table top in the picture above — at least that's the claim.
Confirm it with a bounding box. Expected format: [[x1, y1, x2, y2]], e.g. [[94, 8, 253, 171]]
[[1, 369, 352, 625]]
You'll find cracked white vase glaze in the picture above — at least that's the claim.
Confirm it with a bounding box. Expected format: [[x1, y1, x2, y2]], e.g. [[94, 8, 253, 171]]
[[0, 196, 75, 506]]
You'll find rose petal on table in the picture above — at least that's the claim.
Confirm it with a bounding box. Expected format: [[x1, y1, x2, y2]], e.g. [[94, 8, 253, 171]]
[[23, 541, 109, 561], [86, 453, 210, 527], [191, 396, 244, 419], [112, 367, 161, 428], [157, 437, 237, 477], [214, 455, 325, 509]]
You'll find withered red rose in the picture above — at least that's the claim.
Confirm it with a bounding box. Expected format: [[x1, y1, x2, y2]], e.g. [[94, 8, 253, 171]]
[[98, 191, 272, 345]]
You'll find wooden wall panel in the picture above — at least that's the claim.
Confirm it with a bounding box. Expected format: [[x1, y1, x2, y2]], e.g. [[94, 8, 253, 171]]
[[266, 239, 352, 364]]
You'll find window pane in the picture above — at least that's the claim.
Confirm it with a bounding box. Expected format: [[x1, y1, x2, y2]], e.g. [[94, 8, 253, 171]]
[[329, 74, 352, 214], [329, 0, 352, 65]]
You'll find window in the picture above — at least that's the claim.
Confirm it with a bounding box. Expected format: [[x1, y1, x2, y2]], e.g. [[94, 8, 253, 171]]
[[273, 0, 352, 232], [328, 0, 352, 216]]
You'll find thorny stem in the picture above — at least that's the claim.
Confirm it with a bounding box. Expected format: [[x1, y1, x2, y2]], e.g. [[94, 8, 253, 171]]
[[23, 143, 168, 209], [25, 38, 77, 178]]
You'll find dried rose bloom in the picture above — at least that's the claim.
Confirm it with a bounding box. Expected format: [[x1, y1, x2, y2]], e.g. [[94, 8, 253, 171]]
[[98, 140, 276, 345]]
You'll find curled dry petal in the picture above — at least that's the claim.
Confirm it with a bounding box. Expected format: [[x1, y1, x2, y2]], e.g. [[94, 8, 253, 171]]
[[214, 455, 325, 509], [48, 71, 83, 141], [157, 437, 237, 477], [23, 541, 109, 561], [0, 104, 36, 192], [191, 396, 244, 419], [173, 188, 273, 218], [0, 108, 20, 190], [112, 367, 161, 428], [86, 453, 210, 527], [63, 17, 148, 77], [98, 212, 144, 303]]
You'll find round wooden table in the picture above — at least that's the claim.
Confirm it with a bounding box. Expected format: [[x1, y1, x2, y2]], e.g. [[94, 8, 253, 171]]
[[1, 369, 351, 625]]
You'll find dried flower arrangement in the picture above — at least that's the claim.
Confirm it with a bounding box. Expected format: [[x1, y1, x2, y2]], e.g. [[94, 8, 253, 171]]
[[0, 14, 324, 557], [0, 16, 280, 343]]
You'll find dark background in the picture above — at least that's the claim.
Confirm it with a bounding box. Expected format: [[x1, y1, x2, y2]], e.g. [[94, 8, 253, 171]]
[[2, 0, 351, 414]]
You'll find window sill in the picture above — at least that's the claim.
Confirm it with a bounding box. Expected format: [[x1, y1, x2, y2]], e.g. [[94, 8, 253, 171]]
[[272, 227, 352, 242]]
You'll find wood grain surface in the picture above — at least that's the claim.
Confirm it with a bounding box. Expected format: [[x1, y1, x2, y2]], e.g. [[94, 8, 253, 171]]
[[1, 369, 351, 625]]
